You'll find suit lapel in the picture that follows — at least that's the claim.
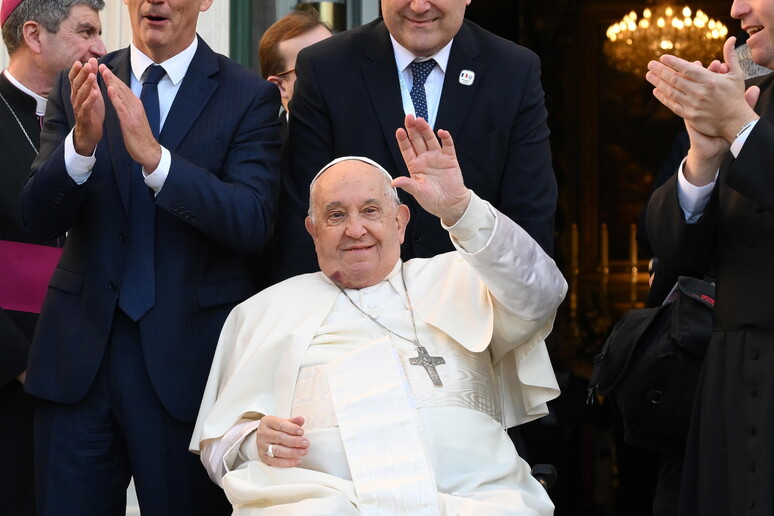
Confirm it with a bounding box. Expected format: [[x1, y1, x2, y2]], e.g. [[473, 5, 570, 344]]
[[160, 38, 219, 151], [103, 49, 133, 213], [362, 22, 408, 177], [435, 22, 482, 138]]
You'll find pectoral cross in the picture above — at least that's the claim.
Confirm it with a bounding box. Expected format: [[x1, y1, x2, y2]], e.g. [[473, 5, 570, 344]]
[[409, 345, 445, 387]]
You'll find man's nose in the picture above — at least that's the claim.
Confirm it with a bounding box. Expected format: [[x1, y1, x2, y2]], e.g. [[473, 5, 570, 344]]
[[730, 0, 750, 19], [409, 0, 431, 13], [344, 217, 368, 238], [91, 36, 107, 58]]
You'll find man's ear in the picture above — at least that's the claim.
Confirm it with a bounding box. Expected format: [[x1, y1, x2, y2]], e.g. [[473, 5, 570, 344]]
[[396, 204, 410, 244], [267, 76, 290, 103], [22, 21, 43, 54], [199, 0, 214, 13], [304, 216, 316, 239]]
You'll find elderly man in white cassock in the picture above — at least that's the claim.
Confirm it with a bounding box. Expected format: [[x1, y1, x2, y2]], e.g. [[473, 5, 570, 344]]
[[191, 114, 567, 515]]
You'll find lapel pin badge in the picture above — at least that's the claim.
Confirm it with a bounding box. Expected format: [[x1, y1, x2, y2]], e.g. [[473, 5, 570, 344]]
[[459, 70, 475, 86]]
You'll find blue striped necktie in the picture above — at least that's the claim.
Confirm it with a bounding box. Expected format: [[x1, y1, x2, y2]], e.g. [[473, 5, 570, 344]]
[[118, 64, 165, 321]]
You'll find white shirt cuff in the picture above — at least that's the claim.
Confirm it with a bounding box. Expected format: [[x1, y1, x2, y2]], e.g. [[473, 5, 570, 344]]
[[199, 418, 262, 486], [64, 130, 96, 185], [64, 133, 170, 195], [676, 157, 717, 223], [237, 428, 261, 463], [143, 147, 170, 195], [730, 119, 758, 157]]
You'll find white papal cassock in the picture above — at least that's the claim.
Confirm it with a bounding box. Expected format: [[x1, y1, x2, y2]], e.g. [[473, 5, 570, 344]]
[[191, 194, 567, 515]]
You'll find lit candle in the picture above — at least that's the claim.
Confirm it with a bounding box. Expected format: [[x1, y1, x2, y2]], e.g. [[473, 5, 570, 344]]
[[601, 223, 609, 274], [630, 223, 639, 303], [571, 223, 579, 275], [630, 223, 638, 268]]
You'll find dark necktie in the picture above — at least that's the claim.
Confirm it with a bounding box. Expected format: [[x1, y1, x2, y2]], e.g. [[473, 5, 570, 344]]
[[409, 59, 436, 122], [119, 64, 165, 321]]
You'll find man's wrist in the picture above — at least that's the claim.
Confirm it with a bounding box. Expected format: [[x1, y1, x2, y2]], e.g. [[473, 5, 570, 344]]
[[73, 128, 97, 157], [439, 190, 472, 227], [142, 145, 163, 174], [65, 130, 97, 184]]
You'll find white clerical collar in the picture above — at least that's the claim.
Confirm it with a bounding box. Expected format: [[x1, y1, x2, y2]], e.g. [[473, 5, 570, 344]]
[[129, 37, 198, 86], [3, 68, 47, 116], [389, 35, 452, 74]]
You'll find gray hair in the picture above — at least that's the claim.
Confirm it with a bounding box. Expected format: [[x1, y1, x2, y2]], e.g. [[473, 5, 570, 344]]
[[308, 156, 402, 223], [2, 0, 104, 54], [735, 43, 773, 80]]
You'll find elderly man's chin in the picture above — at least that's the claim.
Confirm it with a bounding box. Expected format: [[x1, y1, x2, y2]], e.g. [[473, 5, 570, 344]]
[[328, 258, 386, 289]]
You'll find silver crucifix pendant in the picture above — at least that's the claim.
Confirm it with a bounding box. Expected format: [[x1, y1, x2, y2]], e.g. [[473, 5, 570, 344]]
[[409, 345, 445, 387]]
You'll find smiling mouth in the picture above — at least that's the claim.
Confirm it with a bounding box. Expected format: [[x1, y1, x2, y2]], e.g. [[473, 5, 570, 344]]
[[748, 26, 764, 36], [343, 245, 374, 252], [407, 17, 438, 26]]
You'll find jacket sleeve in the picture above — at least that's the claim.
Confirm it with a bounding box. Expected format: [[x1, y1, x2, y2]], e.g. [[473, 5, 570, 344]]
[[153, 78, 282, 253], [20, 71, 85, 241]]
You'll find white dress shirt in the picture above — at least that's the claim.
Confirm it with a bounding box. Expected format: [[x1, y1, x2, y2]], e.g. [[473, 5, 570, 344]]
[[390, 36, 453, 130]]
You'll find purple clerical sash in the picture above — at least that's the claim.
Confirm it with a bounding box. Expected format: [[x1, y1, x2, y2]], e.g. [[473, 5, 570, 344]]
[[0, 240, 62, 313]]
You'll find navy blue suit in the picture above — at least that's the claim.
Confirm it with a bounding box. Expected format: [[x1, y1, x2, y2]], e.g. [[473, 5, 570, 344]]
[[20, 38, 281, 515], [274, 18, 557, 280]]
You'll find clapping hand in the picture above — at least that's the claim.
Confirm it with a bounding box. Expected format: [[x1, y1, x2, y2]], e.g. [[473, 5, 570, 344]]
[[99, 64, 162, 172], [646, 37, 761, 185], [69, 58, 105, 156]]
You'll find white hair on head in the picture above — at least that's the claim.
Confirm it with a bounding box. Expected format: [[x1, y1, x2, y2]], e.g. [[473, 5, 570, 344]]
[[308, 156, 402, 219]]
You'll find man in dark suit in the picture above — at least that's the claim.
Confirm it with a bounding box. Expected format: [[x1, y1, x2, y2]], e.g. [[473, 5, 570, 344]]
[[19, 0, 281, 513], [646, 11, 774, 514], [273, 0, 557, 280], [258, 7, 331, 124], [1, 1, 105, 514]]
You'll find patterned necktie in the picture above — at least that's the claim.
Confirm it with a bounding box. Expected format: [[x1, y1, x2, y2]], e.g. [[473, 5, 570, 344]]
[[409, 59, 436, 122], [118, 64, 166, 321]]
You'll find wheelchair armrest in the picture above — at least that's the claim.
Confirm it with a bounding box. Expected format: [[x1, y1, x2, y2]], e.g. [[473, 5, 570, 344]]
[[531, 464, 558, 490]]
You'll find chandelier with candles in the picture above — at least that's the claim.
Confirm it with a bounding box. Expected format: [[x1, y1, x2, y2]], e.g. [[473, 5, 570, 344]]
[[604, 5, 729, 76]]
